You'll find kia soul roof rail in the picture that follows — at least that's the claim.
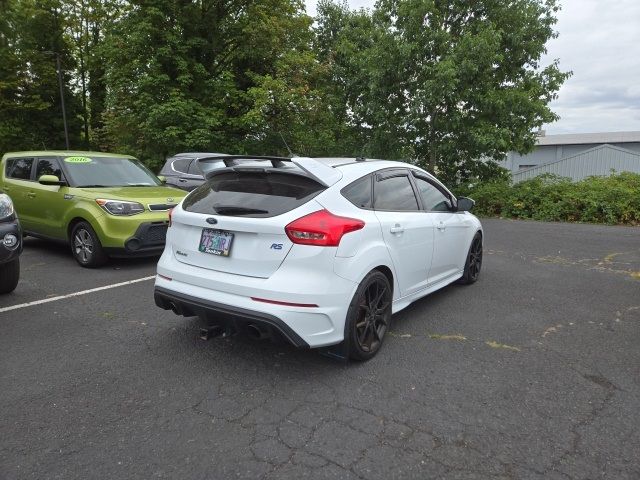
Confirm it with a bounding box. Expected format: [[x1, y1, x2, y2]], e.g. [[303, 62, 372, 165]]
[[197, 155, 343, 187]]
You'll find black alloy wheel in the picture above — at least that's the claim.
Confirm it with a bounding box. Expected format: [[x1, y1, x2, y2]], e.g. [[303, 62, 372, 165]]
[[347, 271, 392, 361], [459, 232, 483, 284]]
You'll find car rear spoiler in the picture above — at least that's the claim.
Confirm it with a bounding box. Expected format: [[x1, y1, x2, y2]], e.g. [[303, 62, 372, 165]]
[[196, 155, 343, 188]]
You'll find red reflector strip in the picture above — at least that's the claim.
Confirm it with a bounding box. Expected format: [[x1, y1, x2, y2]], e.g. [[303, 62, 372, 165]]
[[157, 274, 172, 281], [251, 297, 318, 308]]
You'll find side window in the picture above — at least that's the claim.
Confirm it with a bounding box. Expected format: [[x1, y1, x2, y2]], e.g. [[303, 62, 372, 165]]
[[6, 157, 34, 180], [374, 174, 420, 211], [187, 160, 202, 175], [414, 176, 452, 212], [341, 175, 372, 209], [35, 157, 64, 180], [172, 158, 192, 174]]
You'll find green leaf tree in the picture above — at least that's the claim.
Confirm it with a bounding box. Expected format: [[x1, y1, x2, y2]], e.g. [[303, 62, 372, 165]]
[[101, 0, 318, 167], [0, 0, 82, 153], [63, 0, 123, 149], [322, 0, 571, 183]]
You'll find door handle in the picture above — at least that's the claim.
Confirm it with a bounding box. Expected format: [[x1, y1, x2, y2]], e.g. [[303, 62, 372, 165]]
[[390, 224, 404, 234], [26, 192, 36, 198], [178, 178, 187, 183], [437, 222, 446, 231]]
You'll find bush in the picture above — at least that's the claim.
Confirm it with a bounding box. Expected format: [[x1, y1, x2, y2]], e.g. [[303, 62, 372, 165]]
[[461, 172, 640, 225]]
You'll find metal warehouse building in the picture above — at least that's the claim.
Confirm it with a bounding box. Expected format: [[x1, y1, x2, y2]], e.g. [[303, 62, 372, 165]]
[[501, 131, 640, 182]]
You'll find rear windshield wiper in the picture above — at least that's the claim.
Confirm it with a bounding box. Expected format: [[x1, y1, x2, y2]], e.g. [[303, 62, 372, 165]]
[[213, 206, 269, 215]]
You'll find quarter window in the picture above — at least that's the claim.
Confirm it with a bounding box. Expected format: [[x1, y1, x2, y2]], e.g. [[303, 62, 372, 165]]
[[6, 157, 34, 180], [172, 158, 192, 174], [374, 174, 420, 211], [413, 177, 451, 212], [341, 175, 372, 209]]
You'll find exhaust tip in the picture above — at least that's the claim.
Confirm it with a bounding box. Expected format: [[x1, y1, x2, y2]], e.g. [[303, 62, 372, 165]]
[[246, 324, 269, 340], [168, 302, 180, 315]]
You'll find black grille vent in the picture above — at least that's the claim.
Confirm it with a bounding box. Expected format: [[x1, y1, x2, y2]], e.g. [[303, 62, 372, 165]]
[[141, 224, 168, 244], [148, 203, 177, 211]]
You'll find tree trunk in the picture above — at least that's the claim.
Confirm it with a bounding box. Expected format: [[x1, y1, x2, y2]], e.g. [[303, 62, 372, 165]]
[[427, 111, 437, 174], [428, 148, 436, 174]]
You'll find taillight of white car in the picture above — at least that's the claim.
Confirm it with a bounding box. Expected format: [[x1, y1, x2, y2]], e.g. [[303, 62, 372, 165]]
[[285, 209, 364, 246]]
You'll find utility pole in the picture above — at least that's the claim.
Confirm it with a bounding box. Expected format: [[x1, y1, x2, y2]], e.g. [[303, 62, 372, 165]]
[[55, 52, 70, 150]]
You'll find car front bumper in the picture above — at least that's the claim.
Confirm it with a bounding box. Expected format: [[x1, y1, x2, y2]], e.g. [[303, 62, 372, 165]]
[[104, 221, 170, 257], [0, 217, 23, 264]]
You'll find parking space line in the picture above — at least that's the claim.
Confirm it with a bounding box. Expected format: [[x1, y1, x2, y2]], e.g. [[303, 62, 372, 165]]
[[0, 276, 156, 314]]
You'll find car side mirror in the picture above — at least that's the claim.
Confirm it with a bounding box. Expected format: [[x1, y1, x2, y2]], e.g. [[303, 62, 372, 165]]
[[456, 197, 475, 212], [38, 174, 66, 186], [157, 175, 167, 184]]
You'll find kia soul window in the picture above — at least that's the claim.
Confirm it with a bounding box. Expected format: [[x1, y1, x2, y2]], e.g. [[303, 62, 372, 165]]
[[183, 171, 325, 218], [35, 158, 64, 180], [6, 157, 33, 179], [60, 156, 161, 187]]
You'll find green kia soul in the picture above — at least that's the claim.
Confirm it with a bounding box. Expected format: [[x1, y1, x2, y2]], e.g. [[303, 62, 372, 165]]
[[0, 151, 186, 267]]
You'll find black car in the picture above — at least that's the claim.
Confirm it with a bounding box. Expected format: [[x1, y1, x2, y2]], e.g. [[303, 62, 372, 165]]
[[0, 192, 22, 293], [159, 152, 226, 191]]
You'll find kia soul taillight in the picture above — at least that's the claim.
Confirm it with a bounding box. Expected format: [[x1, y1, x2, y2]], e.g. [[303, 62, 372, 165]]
[[285, 210, 364, 247]]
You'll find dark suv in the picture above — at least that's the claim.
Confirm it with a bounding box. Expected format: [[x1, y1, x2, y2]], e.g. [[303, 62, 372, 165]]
[[159, 153, 226, 191], [0, 192, 22, 293]]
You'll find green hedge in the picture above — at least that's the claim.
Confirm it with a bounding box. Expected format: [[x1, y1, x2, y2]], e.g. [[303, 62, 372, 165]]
[[457, 172, 640, 225]]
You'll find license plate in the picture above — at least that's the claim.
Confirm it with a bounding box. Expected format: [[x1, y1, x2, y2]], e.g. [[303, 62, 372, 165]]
[[199, 228, 234, 256]]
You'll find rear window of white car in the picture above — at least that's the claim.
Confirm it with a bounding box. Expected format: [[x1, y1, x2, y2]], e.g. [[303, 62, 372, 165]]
[[182, 171, 325, 218]]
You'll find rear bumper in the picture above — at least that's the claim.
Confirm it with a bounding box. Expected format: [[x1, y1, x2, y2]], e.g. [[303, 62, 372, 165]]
[[154, 286, 309, 348], [154, 247, 358, 348]]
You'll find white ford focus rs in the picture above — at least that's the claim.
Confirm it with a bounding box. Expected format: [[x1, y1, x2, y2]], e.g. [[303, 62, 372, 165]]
[[154, 156, 483, 360]]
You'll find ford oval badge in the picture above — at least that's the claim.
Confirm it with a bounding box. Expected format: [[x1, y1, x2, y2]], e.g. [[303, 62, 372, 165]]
[[206, 217, 218, 225]]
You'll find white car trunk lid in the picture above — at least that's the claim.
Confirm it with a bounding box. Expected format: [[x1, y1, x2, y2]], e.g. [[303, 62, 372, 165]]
[[170, 211, 294, 278], [169, 167, 328, 278]]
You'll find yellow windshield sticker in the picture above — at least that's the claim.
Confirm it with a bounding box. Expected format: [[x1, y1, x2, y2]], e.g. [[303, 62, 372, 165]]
[[64, 156, 92, 163]]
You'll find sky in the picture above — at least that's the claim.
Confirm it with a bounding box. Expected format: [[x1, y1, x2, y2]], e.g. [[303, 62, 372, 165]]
[[304, 0, 640, 135]]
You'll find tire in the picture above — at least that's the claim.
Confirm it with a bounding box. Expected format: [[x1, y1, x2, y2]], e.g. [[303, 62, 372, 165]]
[[345, 270, 393, 361], [0, 258, 20, 294], [70, 221, 108, 268], [458, 232, 483, 285]]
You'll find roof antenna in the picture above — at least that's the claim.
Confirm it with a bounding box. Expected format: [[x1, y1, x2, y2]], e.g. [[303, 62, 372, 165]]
[[279, 132, 294, 158]]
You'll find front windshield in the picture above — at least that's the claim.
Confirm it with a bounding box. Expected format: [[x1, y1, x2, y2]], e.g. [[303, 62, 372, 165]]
[[61, 156, 161, 187]]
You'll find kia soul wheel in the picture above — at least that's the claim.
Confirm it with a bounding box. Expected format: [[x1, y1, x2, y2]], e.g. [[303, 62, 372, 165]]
[[71, 222, 107, 268], [346, 271, 393, 361]]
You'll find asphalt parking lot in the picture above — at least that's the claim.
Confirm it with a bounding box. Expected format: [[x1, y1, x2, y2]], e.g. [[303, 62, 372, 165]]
[[1, 219, 639, 479]]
